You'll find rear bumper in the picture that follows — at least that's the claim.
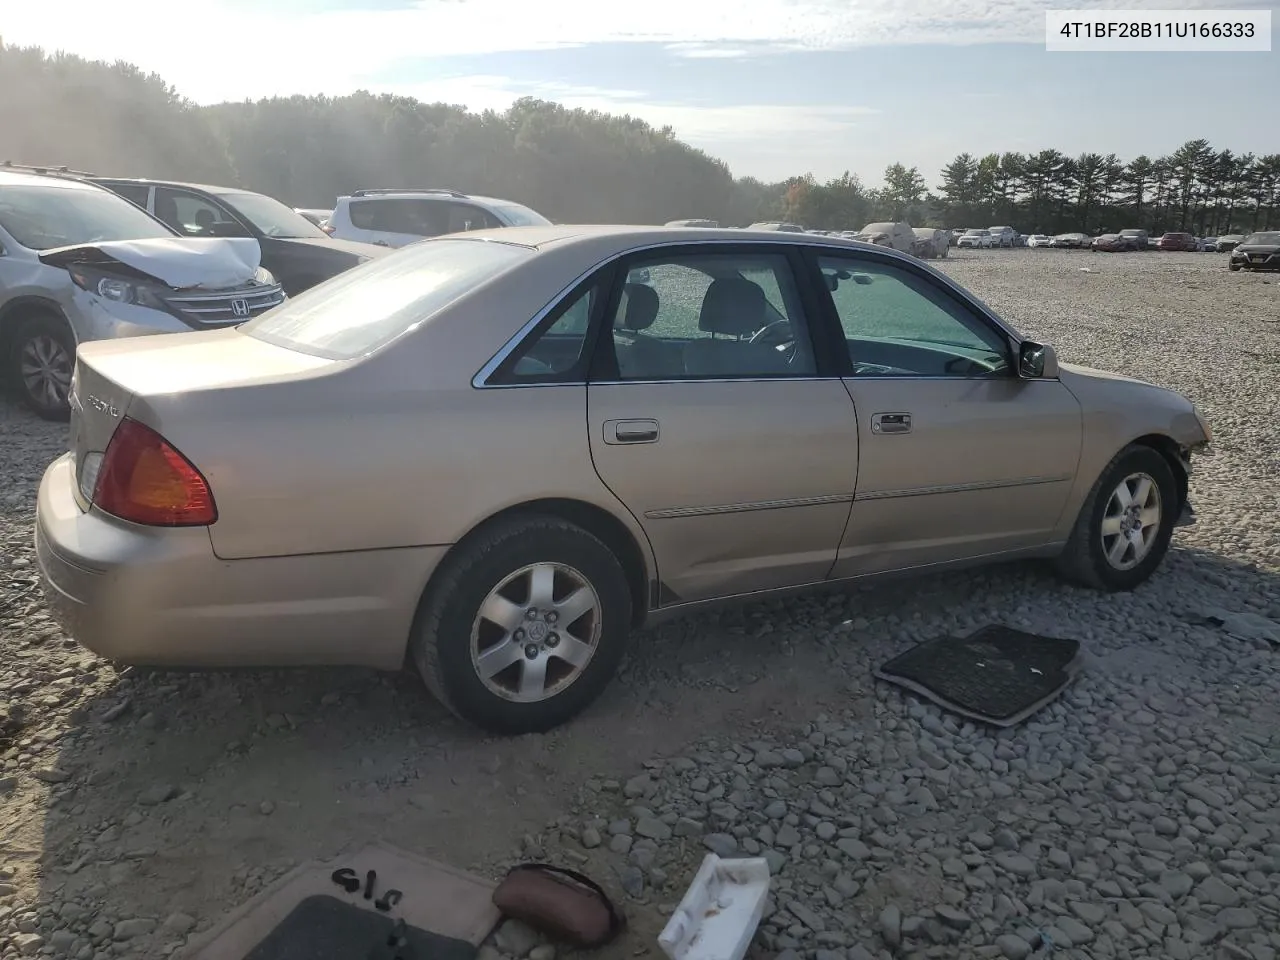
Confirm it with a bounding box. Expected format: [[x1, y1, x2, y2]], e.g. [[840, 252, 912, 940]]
[[35, 454, 446, 670]]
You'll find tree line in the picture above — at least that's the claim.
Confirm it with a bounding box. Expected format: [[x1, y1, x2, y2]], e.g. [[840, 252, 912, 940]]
[[2, 42, 1277, 236]]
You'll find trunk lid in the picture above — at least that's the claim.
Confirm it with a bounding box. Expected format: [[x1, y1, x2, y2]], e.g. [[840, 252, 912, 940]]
[[69, 330, 333, 511]]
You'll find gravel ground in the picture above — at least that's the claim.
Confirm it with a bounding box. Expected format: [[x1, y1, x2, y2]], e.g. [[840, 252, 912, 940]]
[[2, 249, 1279, 960]]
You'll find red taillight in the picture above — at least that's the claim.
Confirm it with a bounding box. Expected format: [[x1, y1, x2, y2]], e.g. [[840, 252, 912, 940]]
[[93, 418, 217, 526]]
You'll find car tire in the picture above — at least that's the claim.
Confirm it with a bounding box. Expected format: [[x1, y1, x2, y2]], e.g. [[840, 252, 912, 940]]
[[410, 515, 632, 735], [1229, 263, 1241, 271], [1055, 444, 1179, 592], [8, 313, 75, 421]]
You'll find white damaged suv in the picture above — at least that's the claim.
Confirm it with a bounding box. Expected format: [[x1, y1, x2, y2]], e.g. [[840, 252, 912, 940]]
[[0, 166, 284, 419]]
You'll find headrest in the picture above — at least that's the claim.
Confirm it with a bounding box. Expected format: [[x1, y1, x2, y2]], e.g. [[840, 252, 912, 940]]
[[698, 277, 766, 336], [620, 282, 659, 331]]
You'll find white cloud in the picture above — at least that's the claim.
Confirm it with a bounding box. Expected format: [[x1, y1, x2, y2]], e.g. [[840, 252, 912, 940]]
[[0, 0, 1255, 104]]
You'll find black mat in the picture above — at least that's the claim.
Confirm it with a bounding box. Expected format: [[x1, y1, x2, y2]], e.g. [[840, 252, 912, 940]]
[[240, 895, 479, 960], [874, 624, 1083, 727]]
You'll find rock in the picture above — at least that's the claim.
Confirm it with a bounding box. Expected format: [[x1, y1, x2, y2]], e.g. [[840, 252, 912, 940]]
[[935, 905, 970, 930], [996, 933, 1032, 960], [764, 800, 788, 819], [113, 919, 157, 940], [1195, 875, 1240, 906], [1069, 901, 1107, 924], [138, 784, 178, 806], [32, 767, 71, 783], [703, 833, 737, 857], [836, 838, 871, 860], [1139, 901, 1177, 926], [259, 800, 276, 816], [1217, 907, 1258, 929], [493, 918, 540, 957], [529, 946, 555, 960], [635, 817, 671, 841], [14, 934, 45, 956], [879, 904, 901, 949], [994, 853, 1036, 877], [1055, 916, 1093, 944], [622, 775, 653, 799], [580, 826, 601, 848], [161, 914, 196, 937]]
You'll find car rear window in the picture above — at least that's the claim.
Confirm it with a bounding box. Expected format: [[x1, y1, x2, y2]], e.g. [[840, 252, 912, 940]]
[[241, 238, 531, 360]]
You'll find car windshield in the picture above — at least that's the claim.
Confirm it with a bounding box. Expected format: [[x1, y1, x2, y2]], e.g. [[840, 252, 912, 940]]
[[486, 201, 551, 227], [862, 223, 894, 233], [965, 229, 988, 235], [1119, 230, 1142, 236], [1243, 232, 1280, 244], [220, 191, 330, 239], [242, 238, 531, 360], [0, 183, 175, 250]]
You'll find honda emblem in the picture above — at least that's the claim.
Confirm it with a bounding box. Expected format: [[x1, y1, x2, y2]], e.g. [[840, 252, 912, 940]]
[[230, 298, 251, 318]]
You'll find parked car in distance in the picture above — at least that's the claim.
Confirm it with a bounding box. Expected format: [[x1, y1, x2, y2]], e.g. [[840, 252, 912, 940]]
[[1157, 232, 1197, 251], [747, 221, 806, 232], [1118, 229, 1148, 251], [0, 166, 283, 419], [34, 224, 1212, 734], [665, 219, 720, 228], [92, 178, 387, 297], [853, 222, 916, 253], [988, 226, 1016, 248], [1051, 233, 1091, 249], [1091, 234, 1125, 252], [957, 229, 993, 249], [1199, 237, 1218, 252], [296, 208, 333, 228], [1228, 231, 1280, 271], [1025, 234, 1053, 248], [1216, 234, 1245, 252], [326, 188, 552, 249], [911, 228, 950, 259], [949, 228, 965, 246]]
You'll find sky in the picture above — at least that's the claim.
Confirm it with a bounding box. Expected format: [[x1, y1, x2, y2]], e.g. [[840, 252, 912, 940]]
[[2, 0, 1277, 185]]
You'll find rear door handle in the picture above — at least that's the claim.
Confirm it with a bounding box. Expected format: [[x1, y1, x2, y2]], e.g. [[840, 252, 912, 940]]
[[871, 412, 911, 435], [604, 419, 659, 444]]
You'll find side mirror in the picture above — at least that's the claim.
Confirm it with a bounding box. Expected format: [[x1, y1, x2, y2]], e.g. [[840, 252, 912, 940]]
[[1018, 341, 1059, 379]]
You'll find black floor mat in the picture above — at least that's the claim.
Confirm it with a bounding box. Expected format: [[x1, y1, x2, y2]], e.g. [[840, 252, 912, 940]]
[[874, 624, 1083, 727], [240, 895, 479, 960]]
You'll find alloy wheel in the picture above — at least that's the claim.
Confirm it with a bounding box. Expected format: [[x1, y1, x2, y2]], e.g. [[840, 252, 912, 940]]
[[20, 333, 73, 411], [1100, 472, 1162, 571], [470, 562, 602, 702]]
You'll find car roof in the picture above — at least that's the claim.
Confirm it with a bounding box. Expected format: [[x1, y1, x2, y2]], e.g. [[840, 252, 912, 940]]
[[423, 224, 900, 258], [91, 177, 256, 197], [0, 169, 101, 190]]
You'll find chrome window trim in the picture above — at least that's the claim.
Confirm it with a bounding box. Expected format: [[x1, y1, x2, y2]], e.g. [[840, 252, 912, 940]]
[[471, 237, 1027, 389]]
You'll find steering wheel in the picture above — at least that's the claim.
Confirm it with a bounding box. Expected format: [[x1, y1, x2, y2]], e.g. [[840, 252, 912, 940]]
[[749, 319, 800, 364]]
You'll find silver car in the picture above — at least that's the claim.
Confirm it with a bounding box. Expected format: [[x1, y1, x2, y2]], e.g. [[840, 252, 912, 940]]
[[36, 225, 1212, 735], [0, 167, 283, 418]]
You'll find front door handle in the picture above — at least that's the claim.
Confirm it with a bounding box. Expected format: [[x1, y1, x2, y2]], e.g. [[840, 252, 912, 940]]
[[871, 412, 911, 435], [604, 419, 660, 444]]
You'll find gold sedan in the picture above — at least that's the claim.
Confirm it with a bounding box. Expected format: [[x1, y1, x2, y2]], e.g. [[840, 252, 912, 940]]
[[35, 226, 1211, 734]]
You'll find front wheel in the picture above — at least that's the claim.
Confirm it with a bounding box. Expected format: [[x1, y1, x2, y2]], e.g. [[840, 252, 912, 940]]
[[410, 516, 632, 734], [9, 314, 75, 421], [1228, 263, 1241, 271], [1055, 444, 1178, 591]]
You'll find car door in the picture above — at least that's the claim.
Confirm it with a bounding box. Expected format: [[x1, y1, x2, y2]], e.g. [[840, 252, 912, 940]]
[[808, 250, 1083, 578], [584, 245, 859, 605], [153, 187, 250, 239]]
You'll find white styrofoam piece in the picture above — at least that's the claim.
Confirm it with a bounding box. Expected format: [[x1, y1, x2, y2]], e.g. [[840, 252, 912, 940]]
[[658, 854, 771, 960]]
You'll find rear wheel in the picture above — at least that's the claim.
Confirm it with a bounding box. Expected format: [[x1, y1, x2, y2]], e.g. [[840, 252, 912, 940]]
[[1228, 262, 1241, 271], [410, 516, 632, 734], [8, 314, 74, 421], [1055, 444, 1178, 591]]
